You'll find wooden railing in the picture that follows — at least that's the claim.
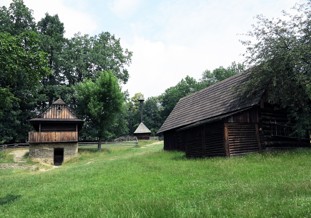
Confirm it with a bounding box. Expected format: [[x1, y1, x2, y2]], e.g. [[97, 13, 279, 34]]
[[29, 131, 78, 143]]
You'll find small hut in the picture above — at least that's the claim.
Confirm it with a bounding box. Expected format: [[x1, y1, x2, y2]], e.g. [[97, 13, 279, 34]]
[[28, 98, 83, 165], [134, 122, 151, 140], [158, 72, 310, 157]]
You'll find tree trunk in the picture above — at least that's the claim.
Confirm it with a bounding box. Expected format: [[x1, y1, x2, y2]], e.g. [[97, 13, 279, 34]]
[[98, 138, 102, 151]]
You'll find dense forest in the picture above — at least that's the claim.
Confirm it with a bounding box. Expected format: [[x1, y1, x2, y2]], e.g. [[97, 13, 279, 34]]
[[1, 0, 310, 144]]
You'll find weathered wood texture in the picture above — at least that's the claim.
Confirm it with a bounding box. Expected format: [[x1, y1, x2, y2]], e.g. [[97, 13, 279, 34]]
[[29, 131, 78, 143], [225, 123, 260, 156], [41, 123, 77, 132], [259, 103, 310, 147], [226, 108, 258, 123], [183, 123, 225, 158], [42, 105, 76, 119], [163, 131, 185, 151]]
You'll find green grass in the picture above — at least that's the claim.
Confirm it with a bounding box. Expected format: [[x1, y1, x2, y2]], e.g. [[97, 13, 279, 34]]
[[1, 142, 311, 217], [0, 150, 14, 163]]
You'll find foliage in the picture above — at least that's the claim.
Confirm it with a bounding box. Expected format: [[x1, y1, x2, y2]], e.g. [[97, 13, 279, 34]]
[[0, 0, 133, 143], [0, 0, 36, 35], [241, 2, 311, 135], [2, 144, 311, 217], [62, 33, 132, 86], [126, 93, 144, 134], [37, 13, 66, 106], [76, 71, 125, 150], [159, 63, 242, 125], [126, 94, 163, 136], [200, 62, 244, 86], [0, 31, 49, 143], [160, 76, 201, 121], [143, 97, 163, 135]]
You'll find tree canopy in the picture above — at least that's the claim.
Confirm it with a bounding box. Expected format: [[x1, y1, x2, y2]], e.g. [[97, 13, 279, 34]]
[[242, 2, 311, 135], [0, 0, 133, 144], [76, 71, 124, 150]]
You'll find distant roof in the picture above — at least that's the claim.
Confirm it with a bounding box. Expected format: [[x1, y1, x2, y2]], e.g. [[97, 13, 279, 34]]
[[52, 98, 66, 105], [157, 72, 262, 134], [134, 122, 151, 134]]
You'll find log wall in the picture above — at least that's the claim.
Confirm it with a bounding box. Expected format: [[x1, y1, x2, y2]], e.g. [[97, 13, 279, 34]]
[[29, 131, 78, 143], [259, 103, 310, 147], [225, 123, 260, 156], [185, 123, 225, 158]]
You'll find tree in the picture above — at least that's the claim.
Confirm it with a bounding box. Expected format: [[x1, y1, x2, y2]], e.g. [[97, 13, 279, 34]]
[[63, 32, 132, 85], [241, 2, 311, 135], [0, 0, 36, 35], [37, 13, 66, 106], [76, 71, 124, 151], [160, 76, 200, 122], [200, 62, 243, 87], [143, 97, 163, 135], [0, 32, 49, 143]]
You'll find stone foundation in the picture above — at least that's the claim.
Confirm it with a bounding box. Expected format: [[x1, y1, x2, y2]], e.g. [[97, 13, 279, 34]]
[[29, 143, 78, 165]]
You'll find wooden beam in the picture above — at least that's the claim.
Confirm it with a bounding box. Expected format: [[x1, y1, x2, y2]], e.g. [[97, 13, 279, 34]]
[[224, 123, 230, 157]]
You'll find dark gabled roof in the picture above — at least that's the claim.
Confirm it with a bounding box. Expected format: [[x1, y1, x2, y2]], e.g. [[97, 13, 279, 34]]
[[134, 122, 151, 134], [157, 72, 261, 134]]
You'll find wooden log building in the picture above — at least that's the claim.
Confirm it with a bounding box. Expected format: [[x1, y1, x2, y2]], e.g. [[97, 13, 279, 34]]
[[134, 122, 151, 140], [28, 98, 83, 165], [157, 72, 310, 157]]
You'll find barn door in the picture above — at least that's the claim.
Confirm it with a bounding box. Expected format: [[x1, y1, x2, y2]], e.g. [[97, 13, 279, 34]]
[[54, 148, 64, 166]]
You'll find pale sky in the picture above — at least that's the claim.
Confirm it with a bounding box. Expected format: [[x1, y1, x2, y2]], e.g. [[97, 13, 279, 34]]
[[2, 0, 302, 98]]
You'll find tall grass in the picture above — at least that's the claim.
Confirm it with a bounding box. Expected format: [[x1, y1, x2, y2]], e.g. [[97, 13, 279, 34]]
[[1, 143, 311, 217]]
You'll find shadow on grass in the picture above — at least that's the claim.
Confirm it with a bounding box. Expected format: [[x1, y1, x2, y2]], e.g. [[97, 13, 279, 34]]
[[0, 194, 21, 206]]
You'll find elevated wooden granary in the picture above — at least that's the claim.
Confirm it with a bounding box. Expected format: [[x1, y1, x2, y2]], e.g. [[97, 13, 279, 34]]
[[158, 72, 310, 158], [28, 98, 83, 165]]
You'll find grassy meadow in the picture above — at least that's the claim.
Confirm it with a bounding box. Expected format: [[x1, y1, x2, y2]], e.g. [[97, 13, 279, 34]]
[[1, 141, 311, 217]]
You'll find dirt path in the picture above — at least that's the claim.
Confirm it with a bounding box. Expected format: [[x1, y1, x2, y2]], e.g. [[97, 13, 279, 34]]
[[9, 149, 29, 163]]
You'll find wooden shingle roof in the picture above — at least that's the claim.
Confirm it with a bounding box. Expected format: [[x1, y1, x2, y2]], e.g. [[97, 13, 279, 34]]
[[157, 72, 261, 134], [30, 98, 83, 124]]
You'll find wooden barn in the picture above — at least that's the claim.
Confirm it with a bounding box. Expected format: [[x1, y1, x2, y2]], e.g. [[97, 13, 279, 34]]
[[134, 122, 151, 140], [157, 73, 310, 157], [28, 98, 83, 165]]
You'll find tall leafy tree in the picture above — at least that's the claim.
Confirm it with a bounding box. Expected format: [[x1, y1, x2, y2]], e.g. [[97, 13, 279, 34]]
[[0, 32, 49, 143], [0, 0, 35, 35], [37, 13, 66, 106], [76, 71, 124, 150], [241, 2, 311, 135], [63, 32, 132, 85], [143, 97, 163, 135]]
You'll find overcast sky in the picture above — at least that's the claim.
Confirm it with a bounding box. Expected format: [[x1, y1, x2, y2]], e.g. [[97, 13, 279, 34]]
[[2, 0, 302, 98]]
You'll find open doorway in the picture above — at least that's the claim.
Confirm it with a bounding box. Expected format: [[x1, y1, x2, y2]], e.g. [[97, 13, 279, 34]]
[[54, 148, 64, 166]]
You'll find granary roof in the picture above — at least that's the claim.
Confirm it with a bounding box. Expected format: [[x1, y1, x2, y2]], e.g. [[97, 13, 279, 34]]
[[52, 98, 66, 105], [157, 72, 262, 134], [30, 98, 83, 123], [134, 122, 151, 134]]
